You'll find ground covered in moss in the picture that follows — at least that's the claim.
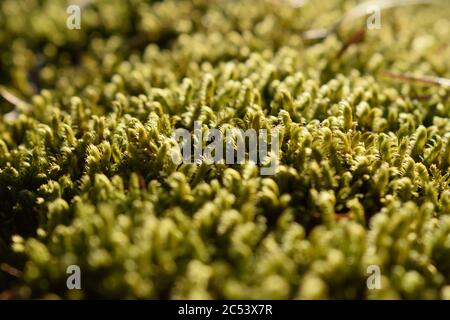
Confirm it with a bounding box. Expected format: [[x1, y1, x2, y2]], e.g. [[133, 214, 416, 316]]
[[0, 0, 450, 299]]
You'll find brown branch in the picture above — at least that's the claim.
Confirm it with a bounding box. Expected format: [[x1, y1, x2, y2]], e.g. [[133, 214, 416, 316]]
[[382, 71, 450, 88], [0, 263, 23, 278], [337, 28, 366, 58], [303, 0, 445, 40], [408, 94, 449, 101]]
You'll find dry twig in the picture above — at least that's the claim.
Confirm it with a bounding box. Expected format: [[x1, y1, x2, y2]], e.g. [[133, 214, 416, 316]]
[[382, 70, 450, 88], [303, 0, 444, 40]]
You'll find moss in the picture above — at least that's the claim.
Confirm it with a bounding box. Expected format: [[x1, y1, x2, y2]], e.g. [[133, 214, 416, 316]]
[[0, 0, 450, 299]]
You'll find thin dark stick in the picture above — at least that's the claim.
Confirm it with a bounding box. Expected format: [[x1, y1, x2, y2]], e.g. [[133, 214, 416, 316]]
[[382, 71, 450, 88]]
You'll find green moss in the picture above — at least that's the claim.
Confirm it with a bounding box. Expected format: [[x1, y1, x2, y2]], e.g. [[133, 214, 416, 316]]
[[0, 0, 450, 299]]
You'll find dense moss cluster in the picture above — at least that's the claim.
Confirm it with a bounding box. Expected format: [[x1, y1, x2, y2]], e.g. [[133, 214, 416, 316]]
[[0, 0, 450, 299]]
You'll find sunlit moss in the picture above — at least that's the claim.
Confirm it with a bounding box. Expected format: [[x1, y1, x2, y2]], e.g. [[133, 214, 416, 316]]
[[0, 0, 450, 299]]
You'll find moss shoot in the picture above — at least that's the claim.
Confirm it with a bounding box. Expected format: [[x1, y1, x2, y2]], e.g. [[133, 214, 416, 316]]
[[0, 0, 450, 299]]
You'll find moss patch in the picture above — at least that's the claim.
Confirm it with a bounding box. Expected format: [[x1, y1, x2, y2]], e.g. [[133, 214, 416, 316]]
[[0, 0, 450, 299]]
